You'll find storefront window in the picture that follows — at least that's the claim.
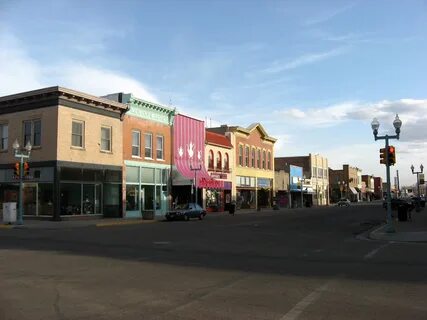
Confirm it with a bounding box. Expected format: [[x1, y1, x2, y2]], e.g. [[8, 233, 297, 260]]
[[60, 183, 82, 215], [126, 166, 139, 183], [38, 183, 53, 216], [104, 184, 121, 217], [143, 185, 154, 210], [142, 168, 154, 183], [82, 184, 101, 214], [126, 185, 139, 211]]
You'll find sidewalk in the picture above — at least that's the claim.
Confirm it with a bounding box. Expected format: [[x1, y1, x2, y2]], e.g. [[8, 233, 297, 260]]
[[369, 209, 427, 242], [0, 217, 159, 230]]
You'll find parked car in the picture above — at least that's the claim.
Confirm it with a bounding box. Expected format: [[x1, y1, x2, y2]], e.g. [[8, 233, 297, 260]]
[[165, 203, 206, 221], [336, 199, 351, 207], [382, 198, 414, 210]]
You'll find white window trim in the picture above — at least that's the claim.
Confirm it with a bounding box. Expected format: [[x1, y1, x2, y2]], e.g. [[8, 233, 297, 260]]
[[71, 120, 85, 148], [132, 130, 141, 157], [0, 123, 8, 151], [145, 133, 153, 159], [156, 135, 164, 160], [100, 126, 112, 152]]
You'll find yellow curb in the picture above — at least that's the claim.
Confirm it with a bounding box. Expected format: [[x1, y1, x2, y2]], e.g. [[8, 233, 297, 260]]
[[96, 220, 157, 228], [0, 224, 14, 229]]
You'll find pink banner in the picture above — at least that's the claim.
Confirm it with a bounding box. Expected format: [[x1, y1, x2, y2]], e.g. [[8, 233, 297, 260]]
[[173, 114, 222, 188]]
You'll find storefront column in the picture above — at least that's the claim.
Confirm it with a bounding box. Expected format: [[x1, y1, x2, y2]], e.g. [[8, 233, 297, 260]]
[[52, 166, 62, 221]]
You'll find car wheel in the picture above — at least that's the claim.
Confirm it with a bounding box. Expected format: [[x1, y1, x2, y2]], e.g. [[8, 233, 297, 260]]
[[185, 215, 190, 221], [199, 213, 204, 220], [166, 216, 172, 221]]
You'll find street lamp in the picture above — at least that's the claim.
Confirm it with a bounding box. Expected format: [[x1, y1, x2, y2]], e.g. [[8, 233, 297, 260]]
[[12, 139, 32, 225], [371, 114, 402, 233], [410, 164, 423, 197], [190, 160, 201, 205], [338, 181, 347, 199]]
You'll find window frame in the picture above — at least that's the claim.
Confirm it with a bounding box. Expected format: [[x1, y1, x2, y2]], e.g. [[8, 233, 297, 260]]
[[144, 133, 153, 159], [238, 145, 243, 166], [216, 151, 222, 170], [0, 124, 8, 151], [132, 130, 141, 157], [262, 150, 266, 169], [23, 119, 41, 147], [257, 149, 261, 168], [245, 146, 250, 167], [156, 135, 164, 160], [224, 153, 229, 171], [267, 151, 271, 170], [208, 150, 214, 169], [71, 120, 84, 148], [100, 126, 112, 152], [251, 148, 255, 167]]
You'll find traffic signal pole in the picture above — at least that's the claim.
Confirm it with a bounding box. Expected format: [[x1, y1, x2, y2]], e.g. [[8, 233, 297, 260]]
[[385, 137, 393, 233], [18, 156, 24, 225]]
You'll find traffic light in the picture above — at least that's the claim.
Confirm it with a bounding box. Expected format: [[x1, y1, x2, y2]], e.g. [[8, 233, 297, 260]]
[[388, 145, 396, 166], [380, 148, 387, 165], [14, 162, 20, 177], [23, 162, 30, 177]]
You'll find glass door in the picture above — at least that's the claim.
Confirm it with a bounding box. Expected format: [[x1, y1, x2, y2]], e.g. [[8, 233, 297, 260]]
[[24, 183, 38, 216]]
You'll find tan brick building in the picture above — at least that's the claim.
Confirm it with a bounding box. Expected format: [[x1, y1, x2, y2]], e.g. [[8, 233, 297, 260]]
[[0, 87, 127, 220], [207, 123, 276, 209]]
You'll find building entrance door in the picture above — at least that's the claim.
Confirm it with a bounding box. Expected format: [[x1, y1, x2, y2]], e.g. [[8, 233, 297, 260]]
[[24, 183, 38, 216]]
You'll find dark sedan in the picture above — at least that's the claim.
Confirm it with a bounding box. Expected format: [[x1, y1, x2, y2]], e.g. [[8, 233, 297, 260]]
[[165, 203, 206, 221]]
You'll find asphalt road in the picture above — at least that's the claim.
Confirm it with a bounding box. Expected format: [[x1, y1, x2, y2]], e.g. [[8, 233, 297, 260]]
[[1, 205, 427, 320]]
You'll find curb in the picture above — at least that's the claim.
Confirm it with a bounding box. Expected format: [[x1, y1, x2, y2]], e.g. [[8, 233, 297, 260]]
[[96, 220, 158, 228]]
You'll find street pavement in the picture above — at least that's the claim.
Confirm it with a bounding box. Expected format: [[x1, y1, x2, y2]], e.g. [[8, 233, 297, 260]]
[[0, 205, 427, 319]]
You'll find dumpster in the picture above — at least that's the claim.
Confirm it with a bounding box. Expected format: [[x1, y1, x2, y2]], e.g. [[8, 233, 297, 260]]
[[3, 202, 17, 224], [397, 205, 408, 222]]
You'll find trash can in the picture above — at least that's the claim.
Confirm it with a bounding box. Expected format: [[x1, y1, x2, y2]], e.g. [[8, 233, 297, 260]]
[[228, 203, 236, 215], [3, 202, 17, 224], [397, 205, 408, 222]]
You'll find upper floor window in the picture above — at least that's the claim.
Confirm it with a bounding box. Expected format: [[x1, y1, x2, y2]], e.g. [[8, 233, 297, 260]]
[[251, 148, 255, 167], [24, 119, 41, 147], [257, 149, 261, 168], [0, 124, 8, 151], [262, 150, 266, 169], [145, 133, 152, 158], [208, 150, 214, 169], [156, 135, 164, 160], [132, 130, 140, 157], [312, 167, 316, 177], [224, 153, 229, 171], [267, 151, 271, 170], [101, 126, 112, 152], [238, 145, 243, 166], [72, 120, 84, 148], [216, 151, 222, 170], [245, 146, 249, 167]]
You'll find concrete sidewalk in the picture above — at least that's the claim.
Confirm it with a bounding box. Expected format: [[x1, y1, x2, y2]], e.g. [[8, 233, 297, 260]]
[[369, 209, 427, 242], [0, 217, 159, 229]]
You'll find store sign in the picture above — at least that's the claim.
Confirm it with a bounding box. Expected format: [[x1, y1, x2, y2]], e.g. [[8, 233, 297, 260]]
[[210, 172, 227, 179]]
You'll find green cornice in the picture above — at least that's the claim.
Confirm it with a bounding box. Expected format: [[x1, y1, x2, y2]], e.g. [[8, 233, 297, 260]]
[[126, 95, 175, 125]]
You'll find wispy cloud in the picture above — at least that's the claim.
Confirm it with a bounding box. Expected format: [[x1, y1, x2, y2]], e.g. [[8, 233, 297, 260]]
[[303, 2, 356, 26], [260, 47, 348, 74]]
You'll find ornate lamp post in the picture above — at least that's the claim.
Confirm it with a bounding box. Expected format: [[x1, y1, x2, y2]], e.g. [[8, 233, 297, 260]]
[[190, 159, 201, 205], [12, 139, 32, 225], [371, 114, 402, 233], [410, 164, 423, 197], [338, 181, 347, 199]]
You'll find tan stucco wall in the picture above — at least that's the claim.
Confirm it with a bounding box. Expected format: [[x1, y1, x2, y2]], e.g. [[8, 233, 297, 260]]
[[310, 154, 329, 205], [0, 106, 58, 164], [57, 105, 123, 166]]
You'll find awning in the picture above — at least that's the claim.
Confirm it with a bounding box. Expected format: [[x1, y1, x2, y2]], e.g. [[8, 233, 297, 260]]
[[349, 186, 358, 195], [173, 114, 222, 189]]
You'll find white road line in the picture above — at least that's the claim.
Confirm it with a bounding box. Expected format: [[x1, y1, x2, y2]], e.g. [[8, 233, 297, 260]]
[[364, 243, 390, 260], [279, 281, 333, 320]]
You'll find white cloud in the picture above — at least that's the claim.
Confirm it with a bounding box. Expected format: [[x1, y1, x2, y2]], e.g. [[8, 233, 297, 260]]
[[0, 31, 158, 102], [0, 33, 43, 95], [303, 3, 356, 26]]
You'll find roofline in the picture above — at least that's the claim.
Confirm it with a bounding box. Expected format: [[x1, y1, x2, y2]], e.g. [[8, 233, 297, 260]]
[[0, 86, 128, 111]]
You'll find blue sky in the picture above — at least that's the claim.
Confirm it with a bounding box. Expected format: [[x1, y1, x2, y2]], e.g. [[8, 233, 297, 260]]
[[1, 0, 427, 185]]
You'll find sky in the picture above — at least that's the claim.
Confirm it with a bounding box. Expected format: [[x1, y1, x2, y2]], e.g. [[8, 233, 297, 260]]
[[1, 0, 427, 185]]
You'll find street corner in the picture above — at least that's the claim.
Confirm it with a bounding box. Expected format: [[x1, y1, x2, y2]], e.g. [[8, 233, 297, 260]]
[[95, 219, 158, 228]]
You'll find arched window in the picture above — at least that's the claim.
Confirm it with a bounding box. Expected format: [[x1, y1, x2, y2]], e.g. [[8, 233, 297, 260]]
[[257, 149, 261, 168], [251, 148, 255, 167], [267, 151, 271, 170], [245, 146, 249, 167], [262, 150, 266, 169], [208, 150, 214, 169], [224, 153, 229, 171], [216, 151, 222, 170], [239, 145, 243, 166]]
